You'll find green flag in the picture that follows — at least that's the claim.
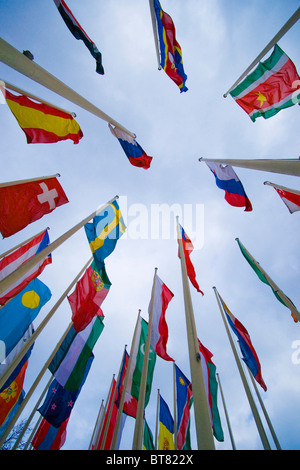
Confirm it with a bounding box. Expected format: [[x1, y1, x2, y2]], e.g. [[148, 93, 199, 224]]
[[143, 418, 155, 450]]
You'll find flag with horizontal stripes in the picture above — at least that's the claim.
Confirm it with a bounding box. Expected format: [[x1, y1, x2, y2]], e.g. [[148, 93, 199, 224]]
[[109, 124, 153, 169], [1, 87, 83, 144], [158, 395, 175, 450], [0, 229, 52, 305], [31, 417, 69, 450], [175, 364, 193, 450], [230, 44, 300, 121]]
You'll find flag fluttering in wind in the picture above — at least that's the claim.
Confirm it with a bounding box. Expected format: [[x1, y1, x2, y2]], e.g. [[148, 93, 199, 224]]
[[0, 176, 69, 238], [175, 364, 193, 450], [0, 87, 83, 144], [0, 360, 28, 427], [230, 44, 300, 122], [204, 161, 252, 211], [84, 200, 126, 270], [67, 261, 110, 332], [158, 395, 175, 450], [53, 0, 104, 75], [31, 417, 69, 450], [265, 182, 300, 214], [177, 224, 204, 295], [153, 0, 188, 92], [198, 339, 224, 441], [150, 274, 174, 361], [143, 419, 155, 450], [218, 293, 267, 391], [0, 229, 52, 305], [109, 124, 153, 169]]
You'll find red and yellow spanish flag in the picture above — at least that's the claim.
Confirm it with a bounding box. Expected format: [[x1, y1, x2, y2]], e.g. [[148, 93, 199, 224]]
[[1, 87, 83, 144]]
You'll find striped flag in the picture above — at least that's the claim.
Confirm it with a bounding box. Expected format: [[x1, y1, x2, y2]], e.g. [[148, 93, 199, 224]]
[[268, 182, 300, 214], [175, 364, 193, 450], [177, 224, 204, 295], [158, 395, 175, 450], [53, 0, 104, 75], [1, 87, 83, 144], [109, 124, 153, 170], [230, 44, 300, 121], [0, 229, 52, 305]]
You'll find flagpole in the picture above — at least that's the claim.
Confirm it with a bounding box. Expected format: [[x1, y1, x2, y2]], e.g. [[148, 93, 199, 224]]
[[0, 321, 74, 447], [176, 217, 215, 450], [198, 157, 300, 177], [223, 7, 300, 97], [236, 238, 300, 323], [0, 37, 136, 138], [213, 287, 271, 450], [111, 310, 141, 449], [89, 399, 104, 450], [0, 173, 61, 188], [155, 388, 160, 450], [216, 373, 236, 450], [0, 195, 118, 297], [94, 374, 115, 450], [148, 0, 162, 70], [132, 267, 158, 450], [0, 227, 50, 259], [245, 364, 281, 450], [24, 413, 43, 450], [1, 79, 76, 117], [173, 363, 178, 450], [0, 256, 93, 391], [264, 181, 300, 196]]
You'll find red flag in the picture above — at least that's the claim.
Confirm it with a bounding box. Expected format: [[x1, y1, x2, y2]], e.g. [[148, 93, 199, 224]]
[[0, 177, 68, 238], [31, 417, 69, 450], [177, 224, 204, 295], [273, 185, 300, 214]]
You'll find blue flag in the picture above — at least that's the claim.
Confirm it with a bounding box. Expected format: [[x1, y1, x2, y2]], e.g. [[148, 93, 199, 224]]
[[84, 200, 126, 270], [0, 278, 51, 358]]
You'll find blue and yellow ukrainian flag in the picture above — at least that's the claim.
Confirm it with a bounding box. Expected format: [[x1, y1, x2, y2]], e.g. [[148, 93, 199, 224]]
[[84, 200, 126, 270], [158, 395, 175, 450]]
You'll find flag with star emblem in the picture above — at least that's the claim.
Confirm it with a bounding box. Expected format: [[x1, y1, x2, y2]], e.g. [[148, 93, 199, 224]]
[[230, 44, 300, 122], [0, 176, 68, 238]]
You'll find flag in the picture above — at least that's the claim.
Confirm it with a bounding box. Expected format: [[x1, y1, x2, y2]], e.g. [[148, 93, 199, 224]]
[[143, 419, 155, 450], [158, 395, 175, 450], [48, 325, 77, 376], [237, 238, 299, 323], [38, 354, 93, 428], [84, 200, 126, 270], [0, 229, 52, 305], [0, 390, 25, 440], [0, 360, 28, 426], [31, 417, 69, 450], [153, 0, 188, 93], [177, 224, 204, 295], [96, 378, 116, 450], [53, 316, 104, 392], [230, 44, 300, 122], [0, 278, 51, 359], [53, 0, 104, 75], [271, 184, 300, 214], [198, 339, 224, 441], [0, 176, 69, 238], [205, 161, 252, 211], [219, 292, 267, 391], [125, 317, 156, 417], [150, 274, 174, 361], [67, 261, 110, 332], [1, 87, 83, 144], [109, 124, 153, 169], [175, 364, 193, 450]]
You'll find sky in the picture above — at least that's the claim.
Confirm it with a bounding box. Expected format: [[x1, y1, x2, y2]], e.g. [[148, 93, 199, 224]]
[[0, 0, 300, 451]]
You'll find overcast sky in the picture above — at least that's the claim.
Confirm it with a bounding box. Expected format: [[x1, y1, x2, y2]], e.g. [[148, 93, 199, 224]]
[[0, 0, 300, 451]]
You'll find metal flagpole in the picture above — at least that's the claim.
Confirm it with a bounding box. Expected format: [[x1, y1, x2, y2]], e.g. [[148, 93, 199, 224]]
[[173, 363, 178, 450], [264, 181, 300, 196], [0, 195, 118, 297], [216, 373, 236, 450], [0, 256, 92, 391], [223, 7, 300, 97], [148, 0, 162, 70], [93, 375, 115, 450], [0, 37, 136, 138], [1, 79, 76, 117], [236, 238, 300, 323], [245, 362, 281, 450], [132, 267, 158, 450], [0, 320, 74, 447], [198, 157, 300, 177], [111, 310, 141, 449], [176, 217, 215, 450], [0, 227, 50, 259], [89, 399, 104, 450], [154, 388, 160, 450], [0, 173, 61, 188], [213, 287, 271, 450]]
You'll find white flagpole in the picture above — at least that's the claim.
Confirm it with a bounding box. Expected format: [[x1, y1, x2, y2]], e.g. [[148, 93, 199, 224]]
[[199, 157, 300, 177], [216, 373, 236, 450], [0, 37, 136, 138], [223, 7, 300, 97], [176, 217, 215, 450], [93, 375, 115, 450], [0, 195, 118, 297], [0, 173, 60, 188], [148, 0, 162, 70]]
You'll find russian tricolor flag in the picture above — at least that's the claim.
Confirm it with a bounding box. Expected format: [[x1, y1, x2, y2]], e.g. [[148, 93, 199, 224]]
[[205, 161, 252, 211], [109, 124, 152, 169]]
